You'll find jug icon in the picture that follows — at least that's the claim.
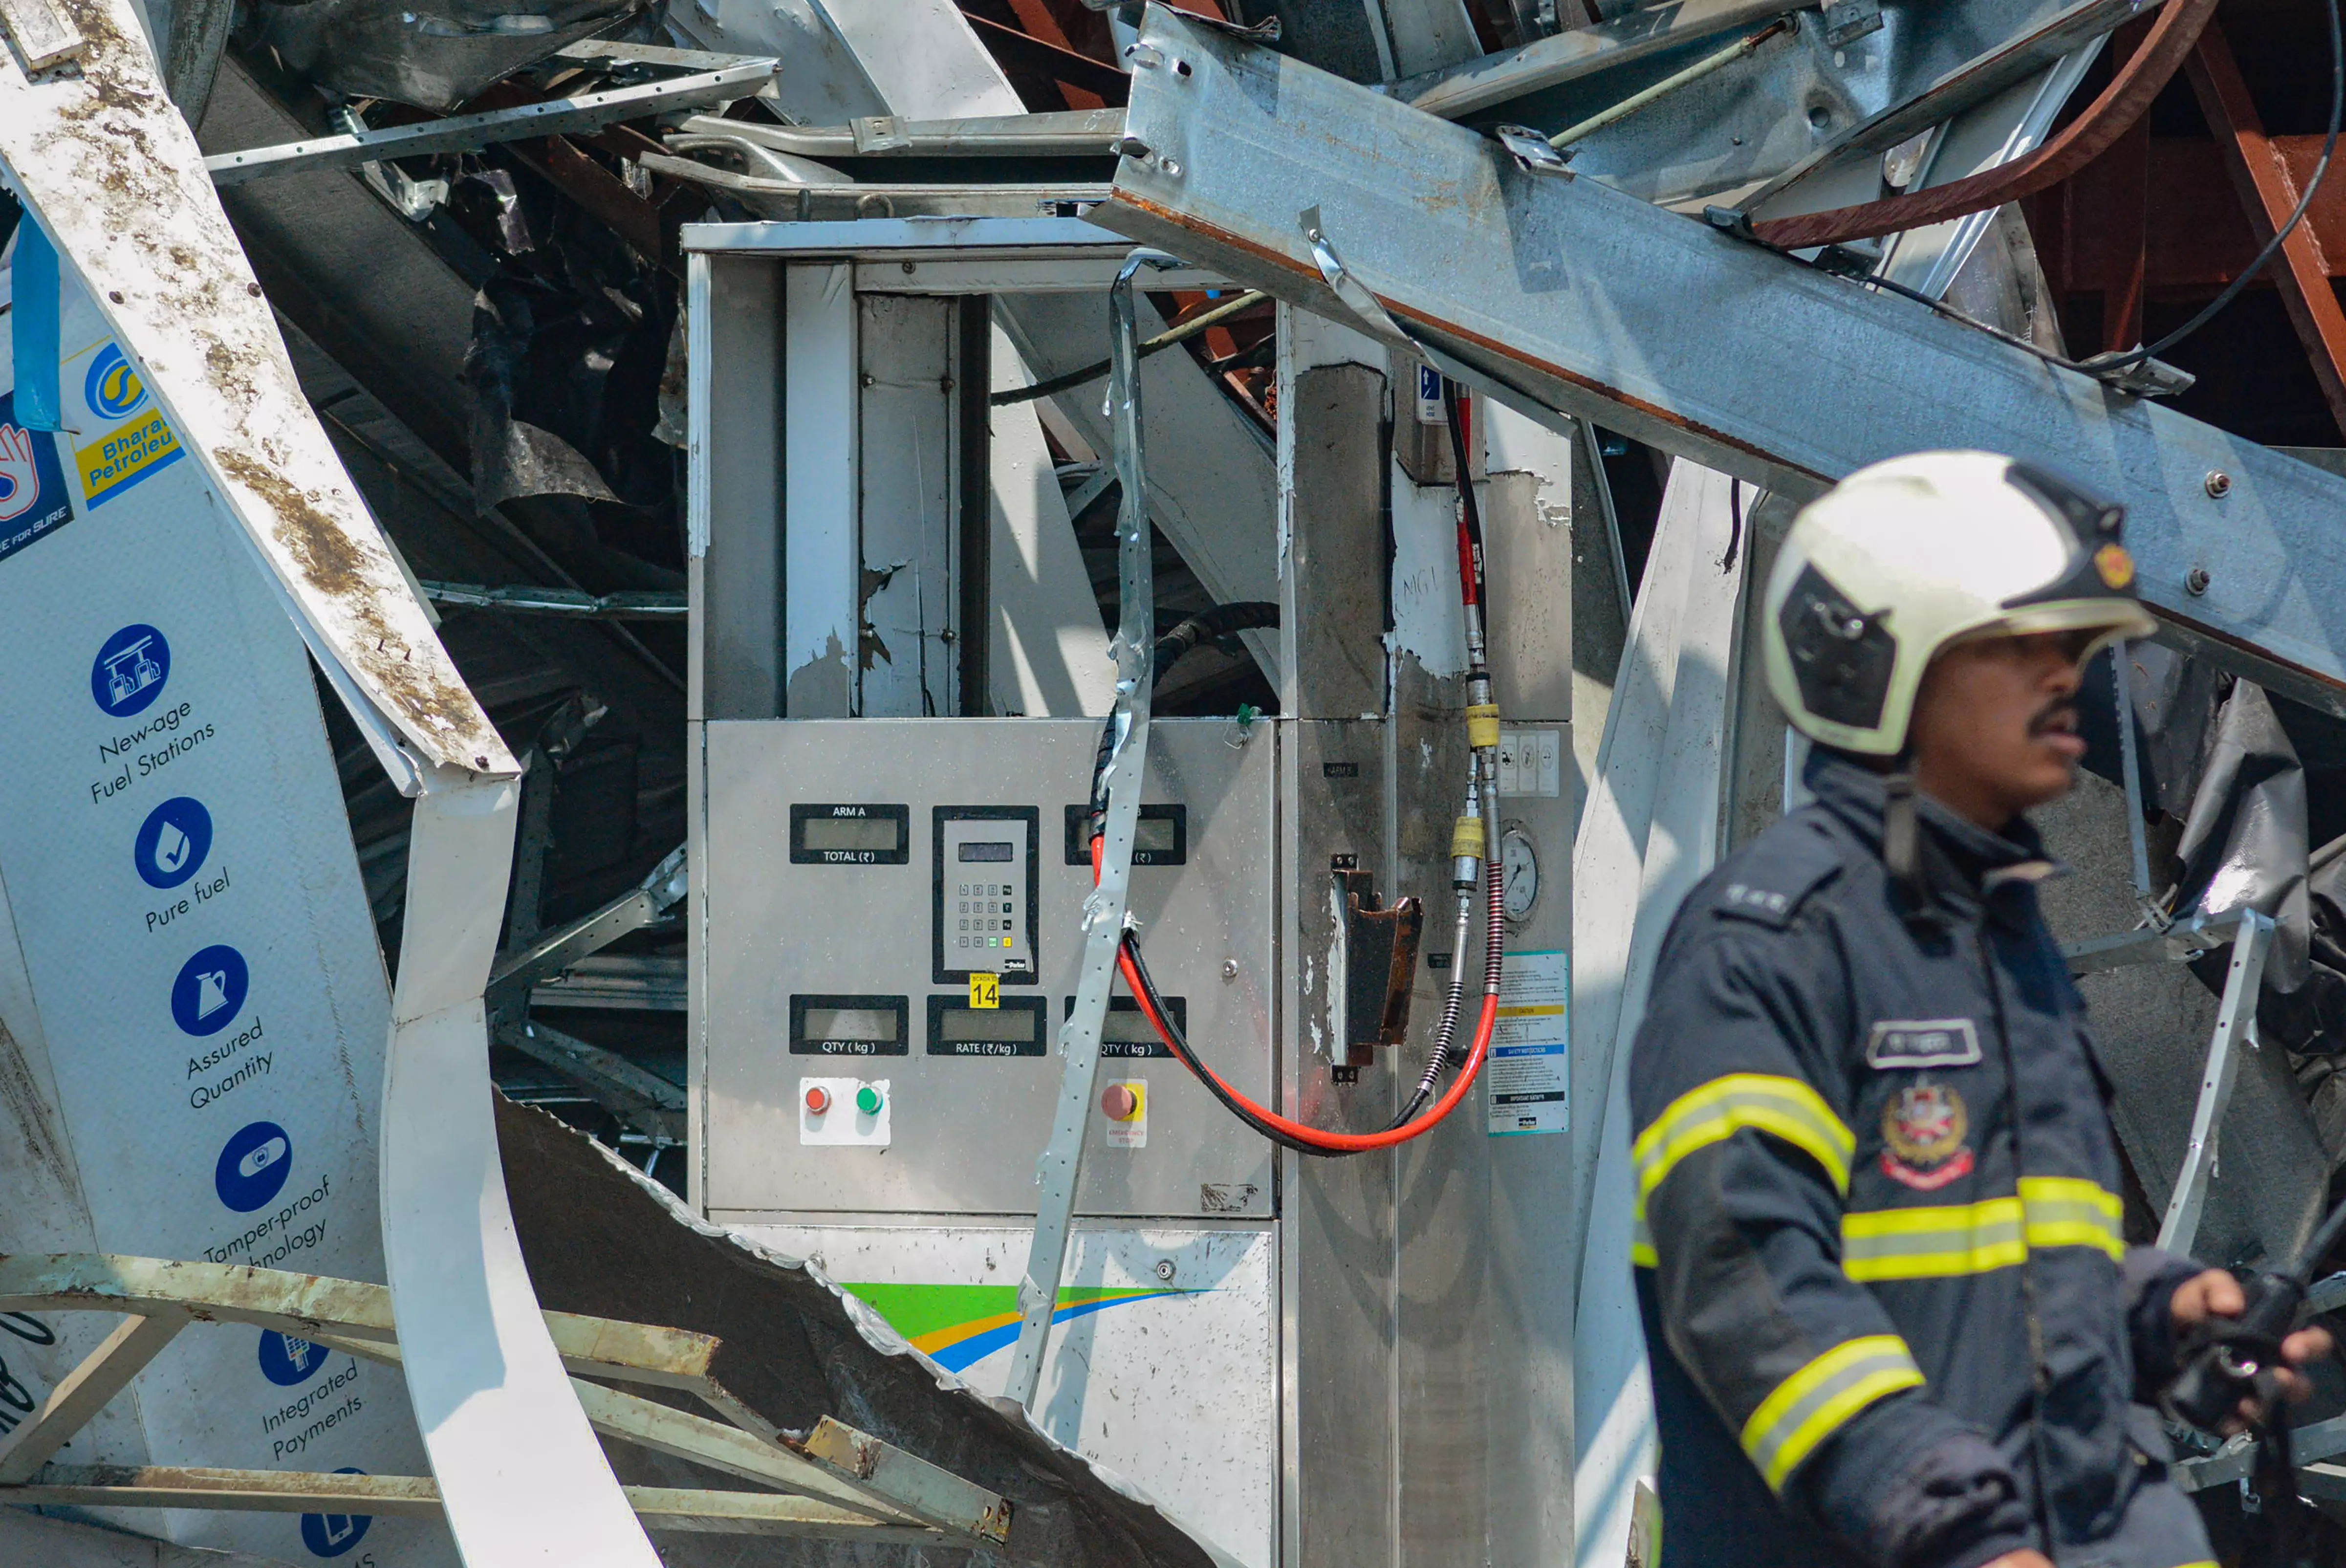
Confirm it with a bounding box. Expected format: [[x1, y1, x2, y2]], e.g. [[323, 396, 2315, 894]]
[[195, 969, 231, 1020], [155, 822, 191, 874]]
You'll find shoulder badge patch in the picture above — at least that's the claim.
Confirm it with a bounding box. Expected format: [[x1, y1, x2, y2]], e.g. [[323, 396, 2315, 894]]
[[1865, 1018, 1982, 1070], [1880, 1083, 1974, 1191]]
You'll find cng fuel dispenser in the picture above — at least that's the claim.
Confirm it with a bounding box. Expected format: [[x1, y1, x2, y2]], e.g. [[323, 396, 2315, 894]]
[[684, 217, 1582, 1568]]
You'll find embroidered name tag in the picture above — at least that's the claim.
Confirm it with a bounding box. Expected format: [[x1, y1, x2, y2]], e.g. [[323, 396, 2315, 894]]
[[1865, 1018, 1982, 1069]]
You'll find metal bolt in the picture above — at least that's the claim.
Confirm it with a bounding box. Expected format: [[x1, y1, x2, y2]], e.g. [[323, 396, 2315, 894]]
[[247, 282, 262, 297], [861, 372, 875, 388], [1161, 158, 1183, 177], [2205, 470, 2232, 499], [900, 260, 916, 275], [108, 290, 124, 303], [1221, 958, 1239, 981], [1154, 1259, 1176, 1282], [2186, 566, 2212, 595]]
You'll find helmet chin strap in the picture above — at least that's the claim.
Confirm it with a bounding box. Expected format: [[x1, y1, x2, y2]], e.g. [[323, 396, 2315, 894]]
[[1881, 753, 1942, 928]]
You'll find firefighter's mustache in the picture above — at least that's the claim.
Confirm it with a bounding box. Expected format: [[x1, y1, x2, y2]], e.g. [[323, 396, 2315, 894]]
[[2026, 700, 2079, 739]]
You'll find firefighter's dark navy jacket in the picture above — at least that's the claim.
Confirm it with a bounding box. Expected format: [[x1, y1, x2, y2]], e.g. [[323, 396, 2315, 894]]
[[1630, 752, 2211, 1568]]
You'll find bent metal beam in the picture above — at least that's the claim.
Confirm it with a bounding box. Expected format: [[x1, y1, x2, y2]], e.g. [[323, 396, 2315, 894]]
[[1095, 5, 2346, 718]]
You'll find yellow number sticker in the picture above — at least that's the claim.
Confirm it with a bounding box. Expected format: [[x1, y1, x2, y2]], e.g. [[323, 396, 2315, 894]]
[[969, 972, 1000, 1009]]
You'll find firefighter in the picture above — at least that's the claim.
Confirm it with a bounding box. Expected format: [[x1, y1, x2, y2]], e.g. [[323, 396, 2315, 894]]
[[1629, 452, 2333, 1568]]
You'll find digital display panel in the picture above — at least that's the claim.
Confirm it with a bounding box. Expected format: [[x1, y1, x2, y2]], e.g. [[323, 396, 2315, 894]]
[[927, 996, 1048, 1057], [790, 995, 909, 1055], [959, 841, 1016, 863], [790, 804, 911, 865], [802, 817, 903, 852], [1066, 995, 1185, 1058], [1062, 803, 1188, 866]]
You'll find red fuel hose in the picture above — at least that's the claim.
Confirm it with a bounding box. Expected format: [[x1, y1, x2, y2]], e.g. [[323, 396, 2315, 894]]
[[1091, 836, 1500, 1154]]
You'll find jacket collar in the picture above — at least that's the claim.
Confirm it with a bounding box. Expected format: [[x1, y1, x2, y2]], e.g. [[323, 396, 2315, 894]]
[[1803, 750, 2062, 911]]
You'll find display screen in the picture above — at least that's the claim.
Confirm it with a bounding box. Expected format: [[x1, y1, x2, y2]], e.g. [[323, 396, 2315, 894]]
[[802, 1007, 897, 1041], [1068, 995, 1183, 1058], [927, 996, 1046, 1056], [1062, 803, 1188, 866], [791, 804, 910, 865], [802, 817, 904, 852], [790, 995, 910, 1055], [959, 841, 1016, 863], [1102, 1007, 1163, 1045]]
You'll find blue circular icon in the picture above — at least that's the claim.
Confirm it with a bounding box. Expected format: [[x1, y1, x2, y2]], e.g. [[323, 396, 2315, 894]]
[[172, 944, 248, 1036], [85, 345, 149, 421], [258, 1330, 329, 1387], [216, 1121, 292, 1213], [299, 1469, 372, 1558], [90, 624, 170, 717], [134, 797, 212, 890]]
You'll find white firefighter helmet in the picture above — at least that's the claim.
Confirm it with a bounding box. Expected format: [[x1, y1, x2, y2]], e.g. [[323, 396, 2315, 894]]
[[1763, 451, 2156, 756]]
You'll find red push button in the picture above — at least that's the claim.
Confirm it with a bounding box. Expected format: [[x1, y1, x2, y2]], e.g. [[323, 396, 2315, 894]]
[[1101, 1085, 1140, 1121], [804, 1085, 832, 1115]]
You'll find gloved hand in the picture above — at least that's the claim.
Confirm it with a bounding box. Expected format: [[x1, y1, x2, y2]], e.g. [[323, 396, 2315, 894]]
[[2172, 1269, 2333, 1431]]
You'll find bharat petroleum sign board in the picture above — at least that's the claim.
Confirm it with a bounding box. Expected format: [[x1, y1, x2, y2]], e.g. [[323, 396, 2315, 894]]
[[65, 340, 183, 508]]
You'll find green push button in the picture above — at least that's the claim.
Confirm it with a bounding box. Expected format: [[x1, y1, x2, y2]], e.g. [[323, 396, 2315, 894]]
[[855, 1084, 885, 1116]]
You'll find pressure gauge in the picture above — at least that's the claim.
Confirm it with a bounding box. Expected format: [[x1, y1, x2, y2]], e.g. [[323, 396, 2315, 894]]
[[1500, 826, 1539, 921]]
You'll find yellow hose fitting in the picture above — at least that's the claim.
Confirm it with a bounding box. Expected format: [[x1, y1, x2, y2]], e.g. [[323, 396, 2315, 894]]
[[1450, 815, 1486, 859], [1466, 703, 1501, 750]]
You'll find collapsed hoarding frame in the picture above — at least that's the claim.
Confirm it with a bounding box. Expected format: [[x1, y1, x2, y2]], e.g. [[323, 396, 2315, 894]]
[[0, 1254, 1015, 1547], [1093, 5, 2346, 724], [202, 46, 780, 187], [0, 0, 670, 1561]]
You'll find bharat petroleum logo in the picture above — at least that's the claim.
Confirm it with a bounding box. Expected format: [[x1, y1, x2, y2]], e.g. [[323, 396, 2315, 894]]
[[85, 345, 149, 422]]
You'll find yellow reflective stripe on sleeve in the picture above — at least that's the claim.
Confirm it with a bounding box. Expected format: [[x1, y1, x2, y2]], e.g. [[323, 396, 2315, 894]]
[[1840, 1179, 2125, 1280], [1632, 1074, 1855, 1202], [2019, 1176, 2125, 1260], [1739, 1335, 1925, 1491], [1631, 1204, 1657, 1268], [1841, 1197, 2026, 1281]]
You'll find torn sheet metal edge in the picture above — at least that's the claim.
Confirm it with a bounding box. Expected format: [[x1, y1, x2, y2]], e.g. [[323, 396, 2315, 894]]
[[0, 0, 510, 779], [1735, 0, 2151, 221], [205, 59, 780, 186], [676, 107, 1125, 158], [570, 1120, 1252, 1567], [1872, 42, 2106, 299], [1387, 0, 1790, 119], [1091, 7, 2346, 719], [639, 152, 1110, 217], [1003, 249, 1176, 1410], [2154, 910, 2272, 1255], [386, 770, 663, 1566]]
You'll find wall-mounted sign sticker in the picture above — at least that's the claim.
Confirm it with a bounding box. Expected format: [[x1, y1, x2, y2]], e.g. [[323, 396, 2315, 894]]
[[91, 622, 170, 717], [172, 943, 249, 1036], [215, 1120, 292, 1212], [134, 796, 213, 889], [300, 1468, 373, 1558], [258, 1329, 329, 1387]]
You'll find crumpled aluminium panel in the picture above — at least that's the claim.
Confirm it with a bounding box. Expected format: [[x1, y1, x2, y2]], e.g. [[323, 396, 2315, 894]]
[[251, 0, 644, 110]]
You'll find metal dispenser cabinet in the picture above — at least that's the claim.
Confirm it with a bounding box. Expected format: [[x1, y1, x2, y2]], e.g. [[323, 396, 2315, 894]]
[[685, 218, 1583, 1568]]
